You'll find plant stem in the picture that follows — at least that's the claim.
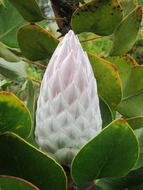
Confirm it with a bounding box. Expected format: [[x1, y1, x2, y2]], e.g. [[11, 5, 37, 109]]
[[63, 165, 95, 190], [80, 36, 101, 43], [27, 77, 41, 85], [44, 16, 66, 21], [50, 0, 77, 35], [23, 59, 47, 70]]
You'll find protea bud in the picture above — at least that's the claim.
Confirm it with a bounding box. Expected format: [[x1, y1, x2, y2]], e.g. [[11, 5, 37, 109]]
[[35, 30, 102, 165]]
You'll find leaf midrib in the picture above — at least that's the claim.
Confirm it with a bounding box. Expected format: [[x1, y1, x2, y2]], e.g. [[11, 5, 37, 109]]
[[123, 89, 143, 101]]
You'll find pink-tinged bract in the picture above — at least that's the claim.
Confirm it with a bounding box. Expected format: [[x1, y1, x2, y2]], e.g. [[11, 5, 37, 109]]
[[35, 30, 102, 165]]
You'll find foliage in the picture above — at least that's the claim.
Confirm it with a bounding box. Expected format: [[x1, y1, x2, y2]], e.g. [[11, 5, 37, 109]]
[[0, 0, 143, 189]]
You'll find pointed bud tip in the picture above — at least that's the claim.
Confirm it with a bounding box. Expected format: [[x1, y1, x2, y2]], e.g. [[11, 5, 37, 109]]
[[67, 30, 75, 36], [65, 30, 76, 40], [35, 28, 102, 166]]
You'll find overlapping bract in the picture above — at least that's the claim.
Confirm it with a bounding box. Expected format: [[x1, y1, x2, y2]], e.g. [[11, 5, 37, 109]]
[[35, 30, 102, 165]]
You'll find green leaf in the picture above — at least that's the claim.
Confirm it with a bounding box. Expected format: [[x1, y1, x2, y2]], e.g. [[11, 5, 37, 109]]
[[97, 167, 143, 190], [27, 80, 36, 121], [0, 91, 32, 138], [93, 186, 103, 190], [71, 0, 123, 35], [0, 0, 5, 6], [0, 42, 20, 62], [0, 175, 39, 190], [0, 132, 67, 190], [106, 55, 138, 91], [122, 167, 143, 188], [110, 6, 142, 56], [88, 53, 122, 109], [78, 32, 99, 41], [79, 33, 112, 57], [125, 167, 143, 188], [96, 178, 124, 190], [0, 58, 26, 79], [17, 24, 59, 61], [127, 116, 143, 130], [0, 0, 25, 47], [139, 0, 143, 5], [0, 80, 11, 90], [120, 0, 138, 15], [121, 65, 143, 97], [8, 0, 44, 22], [133, 128, 143, 170], [129, 183, 143, 190], [117, 65, 143, 117], [26, 80, 37, 146], [97, 170, 143, 190], [99, 98, 113, 128], [71, 119, 139, 185]]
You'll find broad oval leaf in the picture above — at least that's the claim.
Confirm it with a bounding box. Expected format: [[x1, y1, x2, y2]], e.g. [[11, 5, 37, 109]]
[[0, 91, 32, 138], [0, 0, 25, 47], [18, 24, 59, 61], [0, 175, 39, 190], [0, 58, 26, 79], [71, 0, 123, 35], [0, 42, 20, 62], [123, 167, 143, 188], [96, 178, 124, 190], [110, 6, 143, 56], [106, 55, 138, 91], [139, 0, 143, 5], [79, 33, 112, 57], [97, 167, 143, 190], [127, 116, 143, 130], [71, 119, 139, 185], [133, 128, 143, 170], [8, 0, 44, 22], [99, 98, 113, 128], [0, 132, 67, 190], [120, 0, 138, 15], [117, 65, 143, 117], [88, 53, 122, 109]]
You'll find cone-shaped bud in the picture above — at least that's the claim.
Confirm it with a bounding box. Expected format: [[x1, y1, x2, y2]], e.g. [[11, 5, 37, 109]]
[[35, 30, 102, 165]]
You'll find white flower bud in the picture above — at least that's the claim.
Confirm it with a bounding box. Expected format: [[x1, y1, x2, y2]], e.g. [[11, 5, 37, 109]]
[[35, 30, 102, 165]]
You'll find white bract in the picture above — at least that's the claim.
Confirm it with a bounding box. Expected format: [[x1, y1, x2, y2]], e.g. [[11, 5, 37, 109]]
[[35, 30, 102, 165]]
